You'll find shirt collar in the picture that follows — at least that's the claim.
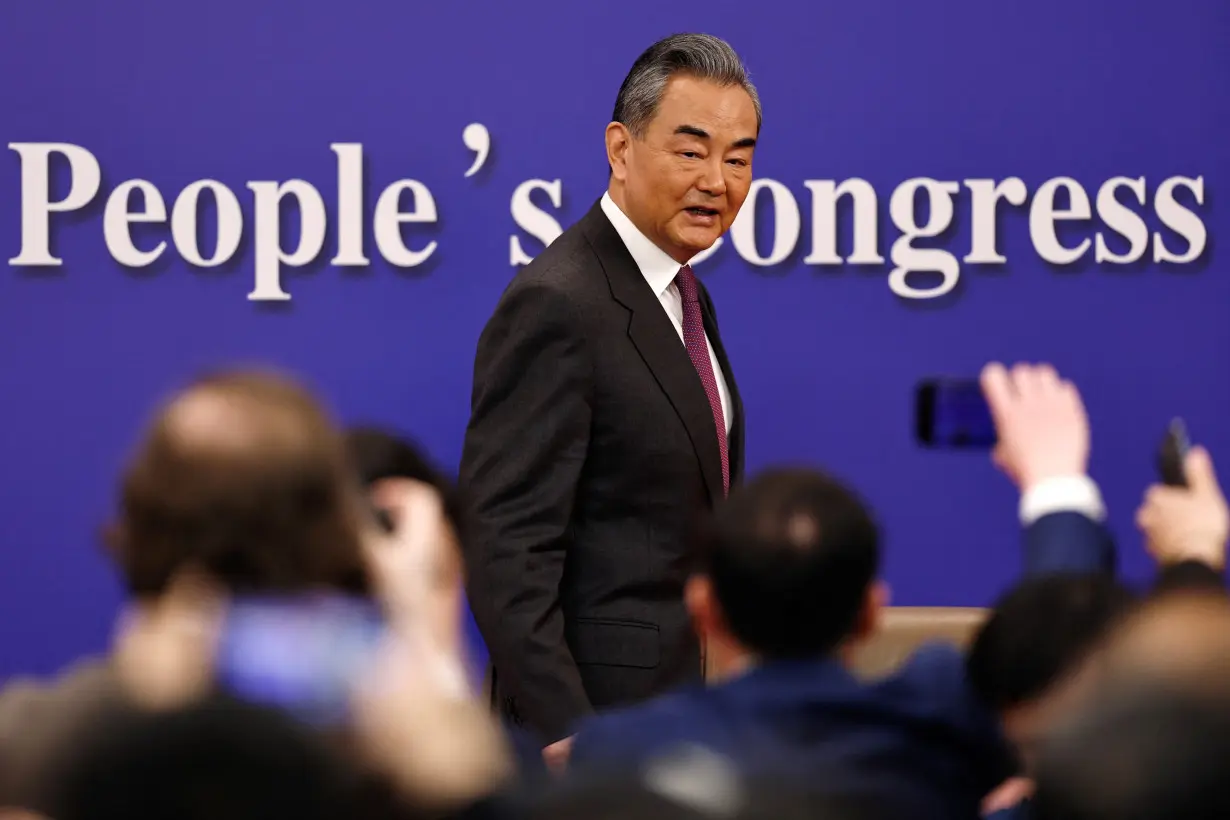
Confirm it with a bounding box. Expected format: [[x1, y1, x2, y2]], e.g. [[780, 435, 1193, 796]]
[[600, 191, 683, 298]]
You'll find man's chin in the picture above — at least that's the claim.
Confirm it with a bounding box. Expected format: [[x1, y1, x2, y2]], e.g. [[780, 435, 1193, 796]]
[[672, 227, 724, 259]]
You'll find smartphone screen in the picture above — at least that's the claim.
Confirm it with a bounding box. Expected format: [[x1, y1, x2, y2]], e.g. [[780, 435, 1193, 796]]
[[214, 594, 387, 727], [915, 378, 996, 448]]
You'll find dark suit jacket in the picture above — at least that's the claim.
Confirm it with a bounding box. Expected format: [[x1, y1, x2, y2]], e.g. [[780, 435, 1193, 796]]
[[568, 511, 1115, 818], [459, 198, 745, 744]]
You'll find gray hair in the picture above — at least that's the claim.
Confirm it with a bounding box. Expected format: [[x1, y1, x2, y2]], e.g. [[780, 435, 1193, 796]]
[[612, 33, 761, 138]]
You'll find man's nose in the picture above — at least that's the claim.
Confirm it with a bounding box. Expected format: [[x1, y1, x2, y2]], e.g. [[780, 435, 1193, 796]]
[[696, 159, 727, 197]]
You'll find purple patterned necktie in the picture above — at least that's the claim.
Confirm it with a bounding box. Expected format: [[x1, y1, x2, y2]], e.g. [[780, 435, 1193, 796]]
[[675, 265, 729, 496]]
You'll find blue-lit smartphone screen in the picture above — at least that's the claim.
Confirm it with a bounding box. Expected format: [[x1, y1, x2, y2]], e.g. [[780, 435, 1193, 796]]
[[214, 594, 386, 726]]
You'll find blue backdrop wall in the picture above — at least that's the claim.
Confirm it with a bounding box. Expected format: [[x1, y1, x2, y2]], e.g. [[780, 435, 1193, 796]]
[[2, 0, 1226, 678]]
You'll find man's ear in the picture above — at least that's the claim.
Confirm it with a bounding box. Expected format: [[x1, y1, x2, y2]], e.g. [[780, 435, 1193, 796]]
[[605, 122, 631, 181], [853, 580, 890, 641]]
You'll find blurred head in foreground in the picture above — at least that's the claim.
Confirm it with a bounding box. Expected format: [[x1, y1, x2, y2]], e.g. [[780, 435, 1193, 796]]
[[966, 574, 1137, 770], [1031, 590, 1230, 820], [35, 696, 365, 820], [1033, 681, 1230, 820], [687, 467, 884, 677], [1099, 589, 1230, 694], [105, 369, 372, 600]]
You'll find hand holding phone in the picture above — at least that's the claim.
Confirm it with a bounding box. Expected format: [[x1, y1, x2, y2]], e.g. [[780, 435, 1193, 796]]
[[366, 479, 455, 631], [918, 364, 1092, 497], [1138, 421, 1229, 571], [1157, 418, 1191, 487]]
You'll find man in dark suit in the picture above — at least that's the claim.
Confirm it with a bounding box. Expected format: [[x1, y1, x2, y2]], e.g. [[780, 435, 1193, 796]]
[[568, 363, 1118, 817], [458, 33, 760, 761]]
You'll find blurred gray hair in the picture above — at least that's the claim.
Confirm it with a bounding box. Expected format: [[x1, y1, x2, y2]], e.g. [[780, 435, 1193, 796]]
[[612, 34, 761, 137]]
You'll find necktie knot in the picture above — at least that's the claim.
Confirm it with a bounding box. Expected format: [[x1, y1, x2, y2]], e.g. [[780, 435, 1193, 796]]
[[675, 265, 699, 304]]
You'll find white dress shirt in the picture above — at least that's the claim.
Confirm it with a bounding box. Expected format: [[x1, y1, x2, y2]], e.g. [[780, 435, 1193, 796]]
[[600, 192, 733, 435], [1019, 474, 1106, 525]]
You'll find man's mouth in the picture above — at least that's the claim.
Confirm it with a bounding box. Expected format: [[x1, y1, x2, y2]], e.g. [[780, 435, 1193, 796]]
[[684, 207, 720, 218]]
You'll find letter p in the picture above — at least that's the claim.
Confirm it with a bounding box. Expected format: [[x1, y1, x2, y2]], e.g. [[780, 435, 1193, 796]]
[[8, 143, 102, 266]]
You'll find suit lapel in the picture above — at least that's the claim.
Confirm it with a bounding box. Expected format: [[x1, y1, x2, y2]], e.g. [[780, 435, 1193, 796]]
[[579, 200, 725, 506]]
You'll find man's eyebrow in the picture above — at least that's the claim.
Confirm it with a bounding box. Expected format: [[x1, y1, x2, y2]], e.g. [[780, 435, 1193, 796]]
[[674, 124, 709, 139], [674, 125, 757, 150]]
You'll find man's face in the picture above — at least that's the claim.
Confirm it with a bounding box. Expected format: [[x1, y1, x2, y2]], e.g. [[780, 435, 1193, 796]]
[[613, 75, 758, 263]]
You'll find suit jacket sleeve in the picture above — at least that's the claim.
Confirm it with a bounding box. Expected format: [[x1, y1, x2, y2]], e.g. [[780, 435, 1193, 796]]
[[891, 644, 1017, 794], [459, 280, 593, 743], [1022, 511, 1116, 576], [569, 699, 692, 774], [568, 712, 624, 771]]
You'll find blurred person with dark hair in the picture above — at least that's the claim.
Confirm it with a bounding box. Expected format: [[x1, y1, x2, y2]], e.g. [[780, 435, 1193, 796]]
[[966, 575, 1137, 817], [345, 427, 547, 783], [575, 465, 1013, 817], [347, 426, 469, 545], [696, 468, 884, 665], [968, 576, 1137, 744], [569, 364, 1117, 817]]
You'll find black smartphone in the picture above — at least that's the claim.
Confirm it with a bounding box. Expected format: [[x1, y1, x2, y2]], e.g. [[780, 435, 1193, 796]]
[[915, 377, 996, 448], [214, 593, 387, 727], [1157, 418, 1191, 487]]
